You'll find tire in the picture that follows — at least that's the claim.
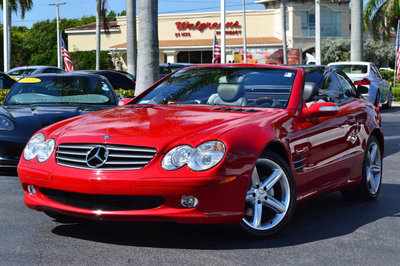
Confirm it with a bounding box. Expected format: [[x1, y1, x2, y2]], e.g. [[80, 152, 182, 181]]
[[44, 211, 87, 223], [240, 151, 296, 237], [341, 135, 382, 201], [374, 90, 381, 108], [383, 89, 393, 109]]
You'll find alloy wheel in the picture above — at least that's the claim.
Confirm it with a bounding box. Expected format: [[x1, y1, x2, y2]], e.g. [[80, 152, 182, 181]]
[[242, 158, 291, 232], [365, 142, 382, 195]]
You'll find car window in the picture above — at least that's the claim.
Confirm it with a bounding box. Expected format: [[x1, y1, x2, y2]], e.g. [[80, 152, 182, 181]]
[[103, 73, 135, 91], [371, 65, 382, 79], [42, 68, 63, 73], [135, 67, 297, 109], [319, 72, 348, 104], [336, 72, 357, 100], [331, 64, 368, 75], [4, 76, 117, 105]]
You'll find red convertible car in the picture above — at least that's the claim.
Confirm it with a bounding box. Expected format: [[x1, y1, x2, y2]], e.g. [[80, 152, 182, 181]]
[[18, 64, 383, 236]]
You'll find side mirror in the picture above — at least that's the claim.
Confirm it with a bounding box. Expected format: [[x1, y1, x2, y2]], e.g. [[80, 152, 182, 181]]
[[356, 85, 369, 95], [303, 102, 339, 119]]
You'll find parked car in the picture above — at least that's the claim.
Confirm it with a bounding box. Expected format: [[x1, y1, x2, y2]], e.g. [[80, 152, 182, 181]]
[[6, 66, 65, 80], [18, 64, 383, 237], [0, 73, 119, 168], [328, 61, 392, 108], [159, 63, 194, 78], [74, 70, 135, 92], [0, 72, 17, 90]]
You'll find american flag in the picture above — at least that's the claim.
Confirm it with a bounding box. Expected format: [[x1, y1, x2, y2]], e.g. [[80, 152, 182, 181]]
[[396, 20, 400, 78], [61, 38, 74, 72], [212, 33, 220, 64]]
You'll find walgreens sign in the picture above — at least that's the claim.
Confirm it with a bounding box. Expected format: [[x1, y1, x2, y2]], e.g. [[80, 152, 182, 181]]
[[175, 21, 241, 32]]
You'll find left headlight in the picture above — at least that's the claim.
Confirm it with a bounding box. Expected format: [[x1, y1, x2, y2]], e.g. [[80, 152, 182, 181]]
[[162, 141, 226, 171], [0, 116, 14, 130], [23, 133, 55, 162]]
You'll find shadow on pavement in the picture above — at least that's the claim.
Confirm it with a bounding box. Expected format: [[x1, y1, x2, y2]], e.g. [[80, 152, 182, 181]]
[[51, 183, 400, 250]]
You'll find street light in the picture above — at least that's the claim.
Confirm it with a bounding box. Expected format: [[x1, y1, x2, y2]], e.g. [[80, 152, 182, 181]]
[[49, 2, 66, 68]]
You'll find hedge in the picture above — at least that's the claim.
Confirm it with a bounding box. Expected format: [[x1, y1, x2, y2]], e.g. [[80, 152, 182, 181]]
[[0, 89, 9, 104]]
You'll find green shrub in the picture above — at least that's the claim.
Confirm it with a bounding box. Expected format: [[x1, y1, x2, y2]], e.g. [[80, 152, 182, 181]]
[[394, 84, 400, 101], [114, 88, 135, 98], [0, 89, 9, 104]]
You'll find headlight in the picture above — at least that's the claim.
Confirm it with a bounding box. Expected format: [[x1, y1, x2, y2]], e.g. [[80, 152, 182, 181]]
[[0, 116, 14, 130], [23, 133, 56, 162], [162, 141, 225, 171]]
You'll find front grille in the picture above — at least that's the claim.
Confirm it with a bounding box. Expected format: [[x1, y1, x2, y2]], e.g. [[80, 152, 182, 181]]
[[40, 188, 164, 211], [56, 143, 157, 170]]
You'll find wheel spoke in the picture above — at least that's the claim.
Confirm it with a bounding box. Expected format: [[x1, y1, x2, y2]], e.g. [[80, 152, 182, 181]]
[[261, 169, 283, 191], [371, 164, 381, 175], [252, 201, 263, 228], [251, 167, 261, 187], [369, 144, 377, 164], [367, 170, 376, 193], [246, 189, 255, 202], [263, 195, 287, 214]]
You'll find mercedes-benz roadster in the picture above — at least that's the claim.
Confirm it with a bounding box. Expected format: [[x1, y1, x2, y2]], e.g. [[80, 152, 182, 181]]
[[18, 65, 383, 236]]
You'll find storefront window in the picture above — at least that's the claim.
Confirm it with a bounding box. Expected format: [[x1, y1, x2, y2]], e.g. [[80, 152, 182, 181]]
[[177, 51, 213, 64], [301, 6, 341, 36]]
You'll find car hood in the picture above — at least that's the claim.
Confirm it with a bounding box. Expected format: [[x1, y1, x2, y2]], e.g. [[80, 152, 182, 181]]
[[48, 105, 284, 151], [0, 105, 114, 143]]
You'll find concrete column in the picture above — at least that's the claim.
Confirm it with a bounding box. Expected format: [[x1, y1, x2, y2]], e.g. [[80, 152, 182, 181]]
[[351, 0, 363, 61]]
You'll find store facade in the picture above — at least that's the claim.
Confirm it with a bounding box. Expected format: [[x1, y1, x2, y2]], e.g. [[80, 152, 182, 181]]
[[65, 0, 350, 70]]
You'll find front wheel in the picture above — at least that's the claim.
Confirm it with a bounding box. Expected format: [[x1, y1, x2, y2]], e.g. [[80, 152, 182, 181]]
[[240, 151, 296, 236]]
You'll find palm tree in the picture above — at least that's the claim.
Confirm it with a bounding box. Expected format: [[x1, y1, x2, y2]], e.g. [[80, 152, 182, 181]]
[[96, 0, 109, 70], [126, 0, 137, 76], [364, 0, 400, 41], [0, 0, 33, 69], [135, 0, 159, 95]]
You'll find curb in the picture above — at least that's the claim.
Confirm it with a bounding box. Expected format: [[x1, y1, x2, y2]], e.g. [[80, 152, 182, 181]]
[[393, 101, 400, 107]]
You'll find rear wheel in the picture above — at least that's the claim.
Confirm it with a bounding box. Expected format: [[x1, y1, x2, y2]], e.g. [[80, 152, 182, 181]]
[[383, 89, 393, 109], [341, 136, 382, 200], [240, 151, 296, 236]]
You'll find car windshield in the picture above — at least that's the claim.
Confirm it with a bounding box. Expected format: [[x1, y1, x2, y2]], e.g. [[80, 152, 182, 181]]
[[4, 76, 117, 105], [134, 67, 297, 109], [330, 64, 368, 74]]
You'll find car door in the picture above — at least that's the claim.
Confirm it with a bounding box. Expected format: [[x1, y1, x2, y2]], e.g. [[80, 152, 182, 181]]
[[304, 71, 361, 190]]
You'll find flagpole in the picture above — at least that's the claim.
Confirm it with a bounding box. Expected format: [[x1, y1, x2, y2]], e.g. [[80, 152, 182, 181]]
[[394, 19, 400, 88], [220, 0, 226, 63], [242, 0, 247, 63]]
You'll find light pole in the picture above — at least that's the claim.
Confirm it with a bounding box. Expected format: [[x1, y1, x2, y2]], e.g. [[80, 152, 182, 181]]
[[220, 0, 226, 63], [242, 0, 247, 63], [3, 0, 10, 72], [49, 2, 66, 68], [280, 0, 287, 65], [315, 0, 321, 65]]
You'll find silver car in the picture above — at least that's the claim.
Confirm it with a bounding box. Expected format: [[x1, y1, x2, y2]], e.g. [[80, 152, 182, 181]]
[[328, 61, 393, 108], [6, 66, 65, 80]]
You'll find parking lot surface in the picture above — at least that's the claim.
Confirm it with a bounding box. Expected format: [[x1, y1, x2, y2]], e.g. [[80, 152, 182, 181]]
[[1, 106, 400, 265]]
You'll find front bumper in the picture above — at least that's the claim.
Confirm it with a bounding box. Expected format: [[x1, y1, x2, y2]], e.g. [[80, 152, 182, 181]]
[[0, 140, 24, 167], [18, 164, 249, 224]]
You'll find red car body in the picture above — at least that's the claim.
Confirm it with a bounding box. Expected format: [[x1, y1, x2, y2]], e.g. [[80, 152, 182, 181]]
[[18, 64, 383, 236]]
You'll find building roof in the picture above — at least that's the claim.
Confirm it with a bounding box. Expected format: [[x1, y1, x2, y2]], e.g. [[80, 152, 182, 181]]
[[65, 21, 120, 32], [110, 37, 282, 49]]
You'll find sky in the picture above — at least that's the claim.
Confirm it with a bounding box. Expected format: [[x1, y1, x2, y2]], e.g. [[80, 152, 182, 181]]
[[3, 0, 266, 28]]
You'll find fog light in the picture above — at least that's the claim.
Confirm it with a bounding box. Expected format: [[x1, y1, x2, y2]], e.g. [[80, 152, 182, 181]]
[[27, 185, 36, 195], [180, 195, 198, 208]]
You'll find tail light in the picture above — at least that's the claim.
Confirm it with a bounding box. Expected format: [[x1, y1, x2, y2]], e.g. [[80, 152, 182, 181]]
[[354, 78, 370, 86]]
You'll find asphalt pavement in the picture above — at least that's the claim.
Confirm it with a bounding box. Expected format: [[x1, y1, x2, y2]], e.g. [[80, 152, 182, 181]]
[[1, 106, 400, 265]]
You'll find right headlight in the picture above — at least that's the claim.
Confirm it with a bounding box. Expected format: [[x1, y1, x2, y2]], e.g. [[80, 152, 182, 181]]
[[162, 141, 226, 171], [0, 115, 14, 130], [23, 133, 55, 162]]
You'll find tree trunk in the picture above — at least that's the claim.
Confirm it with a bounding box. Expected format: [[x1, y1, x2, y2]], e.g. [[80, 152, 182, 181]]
[[96, 0, 101, 70], [126, 0, 137, 76], [135, 0, 159, 95]]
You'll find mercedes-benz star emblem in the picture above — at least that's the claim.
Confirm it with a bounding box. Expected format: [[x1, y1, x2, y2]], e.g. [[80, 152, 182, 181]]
[[86, 146, 109, 168]]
